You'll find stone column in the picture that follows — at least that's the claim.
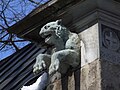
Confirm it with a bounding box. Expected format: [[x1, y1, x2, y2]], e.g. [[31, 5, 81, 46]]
[[80, 19, 120, 90], [46, 23, 101, 90], [44, 1, 120, 89], [99, 23, 120, 90], [46, 19, 120, 90], [80, 23, 101, 90]]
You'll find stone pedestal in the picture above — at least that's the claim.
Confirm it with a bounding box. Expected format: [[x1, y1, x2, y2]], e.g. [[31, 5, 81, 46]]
[[35, 0, 120, 89], [99, 21, 120, 90], [46, 18, 120, 89], [32, 0, 120, 90]]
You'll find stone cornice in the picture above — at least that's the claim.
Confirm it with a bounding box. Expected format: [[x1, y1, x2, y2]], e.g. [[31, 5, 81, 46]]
[[7, 0, 120, 43]]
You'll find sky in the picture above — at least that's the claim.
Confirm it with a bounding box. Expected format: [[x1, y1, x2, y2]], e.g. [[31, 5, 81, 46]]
[[0, 0, 49, 60]]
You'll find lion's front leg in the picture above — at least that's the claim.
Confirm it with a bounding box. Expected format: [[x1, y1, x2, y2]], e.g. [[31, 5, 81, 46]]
[[33, 54, 51, 74], [49, 49, 80, 75]]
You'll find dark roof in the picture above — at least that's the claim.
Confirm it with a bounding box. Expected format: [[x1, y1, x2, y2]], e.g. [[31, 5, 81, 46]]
[[0, 43, 47, 90]]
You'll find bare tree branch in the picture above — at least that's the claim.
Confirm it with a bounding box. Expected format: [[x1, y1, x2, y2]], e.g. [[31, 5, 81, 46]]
[[0, 39, 27, 43], [0, 33, 8, 40], [0, 0, 50, 58], [0, 0, 11, 14], [28, 0, 40, 5], [0, 43, 6, 51]]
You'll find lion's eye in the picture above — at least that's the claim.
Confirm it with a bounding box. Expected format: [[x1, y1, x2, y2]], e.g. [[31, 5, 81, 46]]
[[44, 26, 50, 29], [44, 26, 47, 29]]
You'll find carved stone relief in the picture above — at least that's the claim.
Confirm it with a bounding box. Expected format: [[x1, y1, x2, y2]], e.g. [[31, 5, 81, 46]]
[[21, 20, 81, 90], [33, 20, 81, 75], [100, 24, 120, 64], [102, 28, 120, 51]]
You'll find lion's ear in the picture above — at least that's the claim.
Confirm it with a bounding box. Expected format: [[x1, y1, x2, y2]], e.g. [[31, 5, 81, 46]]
[[56, 19, 62, 25]]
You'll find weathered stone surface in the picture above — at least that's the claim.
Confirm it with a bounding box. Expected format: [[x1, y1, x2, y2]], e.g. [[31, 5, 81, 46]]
[[80, 59, 101, 90], [46, 71, 75, 90], [34, 20, 80, 76], [101, 60, 120, 90], [46, 23, 101, 90], [80, 23, 99, 67], [35, 22, 120, 90], [100, 24, 120, 64], [46, 59, 120, 90], [46, 59, 101, 90], [32, 20, 81, 90], [99, 22, 120, 90], [46, 80, 62, 90]]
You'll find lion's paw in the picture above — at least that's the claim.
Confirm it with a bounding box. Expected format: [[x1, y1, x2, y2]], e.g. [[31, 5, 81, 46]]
[[33, 60, 46, 74], [49, 60, 60, 75]]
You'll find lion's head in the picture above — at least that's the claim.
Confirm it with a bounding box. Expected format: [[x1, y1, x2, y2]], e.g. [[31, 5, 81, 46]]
[[39, 20, 69, 45]]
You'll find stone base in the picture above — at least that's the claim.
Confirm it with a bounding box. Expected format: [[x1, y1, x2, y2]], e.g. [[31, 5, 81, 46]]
[[80, 59, 101, 90], [101, 60, 120, 90], [46, 59, 120, 90], [46, 70, 75, 90]]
